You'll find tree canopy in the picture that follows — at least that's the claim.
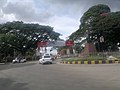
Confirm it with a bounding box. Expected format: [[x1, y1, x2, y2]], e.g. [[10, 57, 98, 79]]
[[69, 4, 120, 51], [0, 21, 60, 60]]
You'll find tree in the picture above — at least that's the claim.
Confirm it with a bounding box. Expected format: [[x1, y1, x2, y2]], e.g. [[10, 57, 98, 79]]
[[79, 4, 111, 42], [69, 4, 111, 41], [91, 11, 120, 51], [69, 4, 120, 51], [0, 21, 60, 61]]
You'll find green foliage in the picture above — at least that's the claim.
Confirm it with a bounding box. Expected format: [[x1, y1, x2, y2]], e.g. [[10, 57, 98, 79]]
[[80, 4, 111, 24], [63, 55, 106, 61], [80, 4, 111, 42], [91, 11, 120, 51], [69, 4, 120, 51], [0, 21, 60, 61]]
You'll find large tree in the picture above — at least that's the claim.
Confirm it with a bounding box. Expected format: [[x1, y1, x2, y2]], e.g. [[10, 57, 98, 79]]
[[91, 11, 120, 51], [69, 4, 120, 51], [0, 21, 60, 61]]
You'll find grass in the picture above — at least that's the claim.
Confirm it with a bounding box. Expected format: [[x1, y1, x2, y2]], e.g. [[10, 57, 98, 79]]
[[62, 55, 107, 61], [61, 52, 120, 62]]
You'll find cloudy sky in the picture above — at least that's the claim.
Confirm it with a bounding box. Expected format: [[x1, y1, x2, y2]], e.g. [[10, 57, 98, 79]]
[[0, 0, 120, 40]]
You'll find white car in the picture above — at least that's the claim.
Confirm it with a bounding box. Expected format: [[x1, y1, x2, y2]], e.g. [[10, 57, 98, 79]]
[[12, 58, 26, 63], [39, 55, 52, 64]]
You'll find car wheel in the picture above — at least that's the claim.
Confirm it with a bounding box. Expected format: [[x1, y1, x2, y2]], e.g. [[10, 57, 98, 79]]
[[41, 63, 44, 65]]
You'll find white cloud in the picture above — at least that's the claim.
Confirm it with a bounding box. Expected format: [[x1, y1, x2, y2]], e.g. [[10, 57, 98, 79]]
[[49, 15, 79, 39], [43, 0, 120, 14], [2, 0, 53, 22], [0, 0, 120, 40], [41, 0, 120, 39], [0, 0, 7, 22], [0, 0, 7, 8]]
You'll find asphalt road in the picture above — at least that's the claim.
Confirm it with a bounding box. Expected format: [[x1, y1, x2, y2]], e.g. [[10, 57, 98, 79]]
[[0, 61, 120, 90]]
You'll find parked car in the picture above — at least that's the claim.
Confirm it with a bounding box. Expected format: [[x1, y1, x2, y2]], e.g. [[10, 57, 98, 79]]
[[12, 57, 26, 63], [39, 54, 52, 64]]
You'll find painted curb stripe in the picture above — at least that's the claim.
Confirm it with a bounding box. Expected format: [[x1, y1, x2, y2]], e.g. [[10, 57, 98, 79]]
[[102, 60, 106, 64], [72, 61, 75, 64], [62, 60, 119, 64], [88, 61, 91, 64], [106, 60, 109, 64], [78, 61, 81, 64], [109, 60, 112, 63], [91, 61, 95, 64], [95, 61, 99, 64], [81, 61, 84, 64], [84, 61, 88, 64]]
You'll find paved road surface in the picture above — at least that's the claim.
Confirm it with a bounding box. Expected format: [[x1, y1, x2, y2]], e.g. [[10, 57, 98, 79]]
[[0, 61, 120, 90]]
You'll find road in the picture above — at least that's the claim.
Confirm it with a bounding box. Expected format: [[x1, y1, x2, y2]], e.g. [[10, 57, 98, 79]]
[[0, 61, 120, 90]]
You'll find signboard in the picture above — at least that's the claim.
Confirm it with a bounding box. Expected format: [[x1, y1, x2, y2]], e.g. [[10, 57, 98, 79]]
[[65, 40, 74, 46], [47, 40, 65, 47], [100, 13, 108, 16], [37, 41, 48, 47]]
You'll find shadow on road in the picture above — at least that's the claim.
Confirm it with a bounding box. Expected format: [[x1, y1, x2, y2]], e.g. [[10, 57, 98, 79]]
[[0, 78, 29, 90], [0, 62, 36, 71]]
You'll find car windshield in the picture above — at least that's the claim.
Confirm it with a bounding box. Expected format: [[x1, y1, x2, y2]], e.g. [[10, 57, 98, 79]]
[[44, 56, 51, 58]]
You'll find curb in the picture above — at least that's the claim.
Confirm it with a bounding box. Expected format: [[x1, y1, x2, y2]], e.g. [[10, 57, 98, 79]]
[[61, 60, 120, 64]]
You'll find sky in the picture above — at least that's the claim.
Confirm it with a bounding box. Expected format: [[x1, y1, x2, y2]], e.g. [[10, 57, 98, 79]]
[[0, 0, 120, 40]]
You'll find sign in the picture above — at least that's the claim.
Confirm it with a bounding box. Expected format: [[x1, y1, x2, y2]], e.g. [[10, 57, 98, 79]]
[[47, 40, 65, 47], [100, 13, 108, 16], [65, 40, 74, 46], [37, 41, 48, 47]]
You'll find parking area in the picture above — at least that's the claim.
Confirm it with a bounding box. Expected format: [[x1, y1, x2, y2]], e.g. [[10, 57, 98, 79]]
[[0, 61, 120, 90]]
